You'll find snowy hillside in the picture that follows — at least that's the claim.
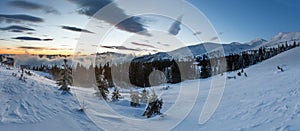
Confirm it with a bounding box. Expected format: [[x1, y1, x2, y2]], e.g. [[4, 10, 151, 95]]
[[170, 42, 253, 58], [175, 46, 300, 130], [1, 47, 300, 130], [263, 31, 300, 47], [112, 46, 300, 130], [0, 67, 99, 131], [245, 38, 268, 47]]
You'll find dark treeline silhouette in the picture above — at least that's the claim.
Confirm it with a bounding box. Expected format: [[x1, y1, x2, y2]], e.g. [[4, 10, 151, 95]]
[[31, 41, 299, 88]]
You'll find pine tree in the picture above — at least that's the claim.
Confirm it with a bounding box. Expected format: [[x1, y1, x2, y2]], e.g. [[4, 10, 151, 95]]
[[19, 68, 26, 82], [200, 55, 211, 78], [143, 89, 163, 118], [111, 87, 121, 101], [56, 57, 72, 92], [95, 74, 109, 100]]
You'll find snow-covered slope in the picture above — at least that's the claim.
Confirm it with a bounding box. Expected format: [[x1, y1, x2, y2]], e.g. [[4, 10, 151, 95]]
[[175, 46, 300, 130], [1, 46, 300, 130], [78, 47, 300, 130], [246, 38, 268, 47], [0, 67, 99, 131], [263, 31, 300, 47]]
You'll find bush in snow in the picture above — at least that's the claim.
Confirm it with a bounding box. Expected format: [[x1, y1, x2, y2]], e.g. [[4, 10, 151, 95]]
[[111, 87, 122, 101], [78, 100, 86, 112], [142, 89, 163, 118], [130, 89, 140, 107], [277, 66, 284, 72], [140, 89, 149, 103], [19, 68, 26, 82]]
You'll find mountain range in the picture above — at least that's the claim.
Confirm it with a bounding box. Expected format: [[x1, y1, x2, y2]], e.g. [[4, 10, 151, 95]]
[[127, 31, 300, 63]]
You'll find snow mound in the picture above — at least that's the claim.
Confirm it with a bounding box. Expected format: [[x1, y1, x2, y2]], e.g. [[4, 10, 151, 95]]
[[0, 67, 98, 130], [0, 68, 57, 124]]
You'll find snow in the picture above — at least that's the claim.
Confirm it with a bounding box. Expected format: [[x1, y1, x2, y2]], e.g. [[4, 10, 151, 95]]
[[0, 66, 99, 130], [175, 47, 300, 130], [1, 47, 300, 130], [246, 38, 268, 47], [134, 42, 253, 63], [262, 31, 300, 47]]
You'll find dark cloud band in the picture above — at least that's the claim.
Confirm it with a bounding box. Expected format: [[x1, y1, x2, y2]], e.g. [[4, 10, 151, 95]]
[[101, 46, 140, 51], [7, 0, 60, 14], [68, 0, 147, 34], [12, 36, 53, 41], [131, 42, 157, 49], [0, 25, 35, 33], [61, 25, 94, 33], [0, 14, 44, 23]]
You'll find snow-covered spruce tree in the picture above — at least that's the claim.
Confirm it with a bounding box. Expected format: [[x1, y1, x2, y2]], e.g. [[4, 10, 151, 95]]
[[95, 74, 109, 100], [19, 68, 26, 82], [130, 89, 140, 107], [143, 89, 163, 118], [111, 87, 121, 101], [56, 57, 72, 92], [140, 89, 148, 103]]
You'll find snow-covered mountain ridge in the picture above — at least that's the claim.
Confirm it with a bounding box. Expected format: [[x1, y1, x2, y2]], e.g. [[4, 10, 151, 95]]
[[132, 31, 300, 62]]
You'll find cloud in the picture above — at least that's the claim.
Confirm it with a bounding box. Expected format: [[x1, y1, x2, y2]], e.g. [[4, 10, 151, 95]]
[[68, 0, 147, 34], [100, 45, 140, 51], [210, 36, 218, 41], [7, 0, 60, 14], [17, 46, 66, 51], [169, 15, 183, 35], [13, 54, 97, 69], [10, 30, 23, 33], [0, 25, 35, 33], [13, 36, 41, 41], [156, 42, 170, 46], [12, 36, 54, 41], [59, 45, 70, 47], [61, 25, 94, 33], [0, 14, 44, 23], [18, 46, 46, 50], [49, 48, 59, 50], [14, 55, 69, 68], [43, 38, 54, 41], [193, 31, 202, 36], [131, 42, 157, 49]]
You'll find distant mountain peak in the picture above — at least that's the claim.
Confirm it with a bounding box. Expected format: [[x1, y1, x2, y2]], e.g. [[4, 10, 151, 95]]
[[246, 38, 267, 46], [263, 31, 300, 47], [229, 42, 242, 45]]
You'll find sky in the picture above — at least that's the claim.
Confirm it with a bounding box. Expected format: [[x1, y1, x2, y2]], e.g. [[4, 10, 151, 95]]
[[188, 0, 300, 42], [0, 0, 299, 55]]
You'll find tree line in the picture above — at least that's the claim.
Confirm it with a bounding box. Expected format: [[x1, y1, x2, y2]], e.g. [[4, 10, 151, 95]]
[[30, 41, 300, 89]]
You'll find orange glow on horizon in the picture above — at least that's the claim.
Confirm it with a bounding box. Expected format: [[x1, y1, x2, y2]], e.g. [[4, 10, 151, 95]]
[[0, 48, 75, 55]]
